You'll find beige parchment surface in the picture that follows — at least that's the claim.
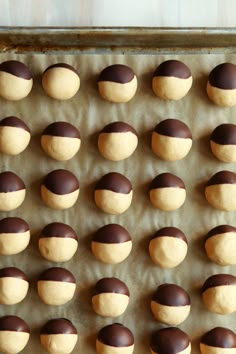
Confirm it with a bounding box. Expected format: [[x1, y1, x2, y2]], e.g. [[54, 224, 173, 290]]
[[0, 52, 236, 354]]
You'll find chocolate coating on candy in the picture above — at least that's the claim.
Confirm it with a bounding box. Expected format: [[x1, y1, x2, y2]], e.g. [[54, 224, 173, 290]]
[[93, 224, 131, 244], [0, 315, 30, 333], [151, 327, 190, 353], [97, 323, 134, 347], [0, 217, 29, 233], [209, 63, 236, 89], [43, 169, 79, 195], [93, 278, 130, 296], [42, 121, 80, 138], [95, 172, 132, 194], [202, 274, 236, 293], [201, 327, 236, 348], [206, 171, 236, 186], [152, 284, 190, 306], [41, 318, 77, 335], [152, 227, 187, 243], [211, 124, 236, 145], [44, 63, 79, 76], [0, 60, 32, 80], [154, 119, 192, 139], [0, 171, 25, 192], [153, 60, 191, 79], [206, 224, 236, 240], [39, 267, 75, 283], [101, 121, 137, 135], [0, 116, 30, 132], [40, 222, 77, 240], [0, 267, 27, 281], [150, 173, 185, 190], [98, 64, 134, 84]]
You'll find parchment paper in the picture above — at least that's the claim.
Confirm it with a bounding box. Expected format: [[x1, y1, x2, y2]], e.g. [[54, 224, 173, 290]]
[[0, 52, 236, 354]]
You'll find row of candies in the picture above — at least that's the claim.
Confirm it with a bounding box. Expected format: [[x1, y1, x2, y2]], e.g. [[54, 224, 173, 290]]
[[1, 117, 236, 163], [0, 59, 235, 106], [0, 168, 236, 213], [0, 316, 235, 353]]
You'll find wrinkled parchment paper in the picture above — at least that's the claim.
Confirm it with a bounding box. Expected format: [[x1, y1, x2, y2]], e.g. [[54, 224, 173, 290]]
[[0, 52, 236, 354]]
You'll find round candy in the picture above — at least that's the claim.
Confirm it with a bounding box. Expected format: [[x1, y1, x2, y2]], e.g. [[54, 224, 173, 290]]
[[41, 121, 81, 161], [41, 169, 79, 210], [200, 327, 236, 354], [0, 217, 30, 255], [151, 119, 192, 161], [0, 116, 31, 155], [98, 121, 138, 161], [38, 222, 78, 263], [0, 315, 30, 354], [210, 123, 236, 163], [98, 64, 137, 103], [91, 223, 132, 264], [96, 323, 134, 354], [151, 283, 191, 325], [205, 171, 236, 211], [150, 327, 191, 354], [42, 63, 80, 100], [0, 267, 28, 305], [37, 267, 76, 306], [149, 227, 188, 268], [205, 225, 236, 266], [149, 173, 186, 211], [94, 172, 133, 215], [202, 274, 236, 314], [92, 277, 130, 317], [0, 60, 33, 100], [152, 60, 192, 100], [206, 63, 236, 107], [0, 171, 26, 211], [40, 318, 78, 354]]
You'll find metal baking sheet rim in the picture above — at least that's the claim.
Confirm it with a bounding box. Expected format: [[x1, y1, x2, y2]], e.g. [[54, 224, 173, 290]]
[[0, 27, 236, 54]]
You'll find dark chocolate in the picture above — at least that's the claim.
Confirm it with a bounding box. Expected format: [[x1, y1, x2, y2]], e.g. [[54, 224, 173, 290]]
[[0, 171, 25, 193], [38, 267, 76, 283], [0, 315, 30, 333], [97, 323, 134, 347], [150, 173, 185, 190], [101, 121, 137, 136], [152, 283, 190, 306], [201, 327, 236, 348], [93, 277, 130, 296], [95, 172, 132, 194], [208, 63, 236, 90], [0, 60, 32, 80], [150, 327, 190, 353], [93, 224, 131, 244], [154, 118, 192, 139], [40, 222, 77, 240], [0, 217, 29, 233], [202, 274, 236, 293], [98, 64, 134, 84], [40, 318, 77, 335], [152, 227, 187, 243], [43, 63, 79, 76], [153, 60, 191, 79], [42, 122, 80, 138], [43, 169, 79, 195], [0, 116, 30, 132], [206, 225, 236, 240], [0, 267, 27, 281], [210, 124, 236, 145], [206, 171, 236, 186]]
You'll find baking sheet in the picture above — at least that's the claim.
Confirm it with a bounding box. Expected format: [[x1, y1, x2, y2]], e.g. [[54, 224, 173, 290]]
[[0, 37, 236, 354]]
